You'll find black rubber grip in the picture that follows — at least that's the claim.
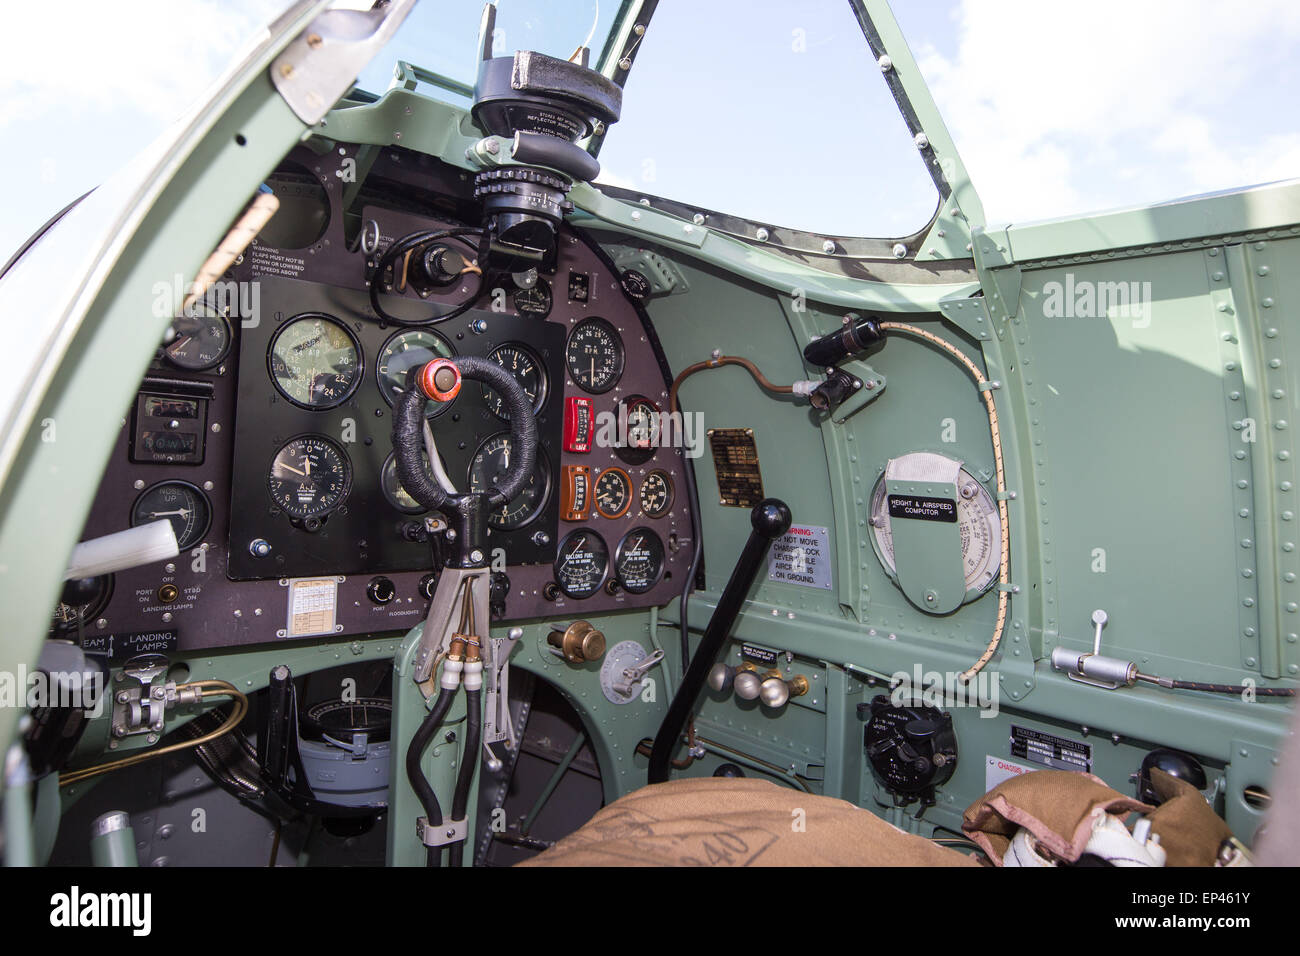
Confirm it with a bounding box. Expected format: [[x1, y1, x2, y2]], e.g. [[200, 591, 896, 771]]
[[392, 354, 538, 511], [512, 130, 600, 182]]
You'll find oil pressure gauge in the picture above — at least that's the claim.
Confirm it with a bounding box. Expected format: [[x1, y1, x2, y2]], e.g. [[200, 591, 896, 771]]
[[868, 451, 999, 613]]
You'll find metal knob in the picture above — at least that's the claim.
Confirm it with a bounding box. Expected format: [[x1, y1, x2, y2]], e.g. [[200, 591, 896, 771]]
[[759, 674, 809, 709], [547, 621, 606, 664], [733, 666, 762, 700], [708, 663, 735, 693]]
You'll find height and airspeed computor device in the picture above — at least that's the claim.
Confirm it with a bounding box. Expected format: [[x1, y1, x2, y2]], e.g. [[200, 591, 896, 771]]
[[868, 451, 1000, 614]]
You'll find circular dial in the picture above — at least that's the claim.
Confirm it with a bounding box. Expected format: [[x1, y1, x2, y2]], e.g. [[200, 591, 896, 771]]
[[513, 277, 552, 317], [380, 451, 428, 514], [268, 435, 352, 519], [268, 313, 361, 409], [639, 470, 674, 517], [616, 528, 665, 594], [600, 640, 652, 705], [863, 696, 958, 799], [594, 467, 632, 518], [377, 329, 455, 418], [163, 305, 231, 370], [467, 434, 550, 530], [868, 454, 1000, 599], [616, 396, 661, 466], [482, 344, 546, 418], [565, 317, 624, 393], [552, 529, 609, 599], [130, 480, 212, 549]]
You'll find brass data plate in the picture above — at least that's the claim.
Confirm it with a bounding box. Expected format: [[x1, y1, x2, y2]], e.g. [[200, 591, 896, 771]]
[[708, 427, 764, 507]]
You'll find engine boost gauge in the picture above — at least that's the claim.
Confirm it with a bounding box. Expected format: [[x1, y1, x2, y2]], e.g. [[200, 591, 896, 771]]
[[482, 344, 546, 418], [552, 529, 609, 599], [615, 396, 661, 467], [565, 317, 624, 393], [268, 435, 352, 521]]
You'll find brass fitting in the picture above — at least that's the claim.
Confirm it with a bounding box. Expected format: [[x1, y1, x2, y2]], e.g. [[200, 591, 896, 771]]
[[547, 620, 606, 664]]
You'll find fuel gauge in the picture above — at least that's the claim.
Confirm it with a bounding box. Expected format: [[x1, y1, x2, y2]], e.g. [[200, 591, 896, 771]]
[[615, 528, 664, 594], [163, 305, 231, 371], [553, 529, 609, 599]]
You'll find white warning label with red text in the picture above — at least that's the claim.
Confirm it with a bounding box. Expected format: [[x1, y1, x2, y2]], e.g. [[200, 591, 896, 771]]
[[985, 755, 1035, 791], [766, 524, 831, 590]]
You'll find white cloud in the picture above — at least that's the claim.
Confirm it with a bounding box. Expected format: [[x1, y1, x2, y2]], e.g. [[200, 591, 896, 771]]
[[0, 0, 295, 256], [910, 0, 1300, 224], [0, 0, 290, 129]]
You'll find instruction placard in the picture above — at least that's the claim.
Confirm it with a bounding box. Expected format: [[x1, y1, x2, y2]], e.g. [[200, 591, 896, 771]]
[[767, 524, 831, 590], [286, 577, 338, 638]]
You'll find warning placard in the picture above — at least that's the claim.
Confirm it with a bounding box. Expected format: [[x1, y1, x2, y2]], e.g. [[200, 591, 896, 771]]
[[766, 524, 831, 590]]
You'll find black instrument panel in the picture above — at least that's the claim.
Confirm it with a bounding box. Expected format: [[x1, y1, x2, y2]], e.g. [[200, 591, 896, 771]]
[[54, 145, 696, 652], [227, 280, 566, 579]]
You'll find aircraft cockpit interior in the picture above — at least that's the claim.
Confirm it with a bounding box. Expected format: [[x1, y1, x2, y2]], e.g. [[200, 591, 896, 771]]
[[2, 0, 1299, 891]]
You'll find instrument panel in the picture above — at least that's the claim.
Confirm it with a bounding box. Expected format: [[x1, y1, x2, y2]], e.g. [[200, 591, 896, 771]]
[[53, 146, 696, 652], [227, 279, 567, 578]]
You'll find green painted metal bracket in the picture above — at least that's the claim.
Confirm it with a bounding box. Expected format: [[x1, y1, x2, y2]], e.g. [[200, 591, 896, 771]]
[[391, 59, 473, 100], [1226, 737, 1282, 842], [829, 360, 887, 425], [937, 291, 992, 342]]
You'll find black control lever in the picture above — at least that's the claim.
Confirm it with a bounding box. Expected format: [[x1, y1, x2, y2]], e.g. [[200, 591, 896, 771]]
[[648, 498, 792, 784], [392, 354, 538, 567]]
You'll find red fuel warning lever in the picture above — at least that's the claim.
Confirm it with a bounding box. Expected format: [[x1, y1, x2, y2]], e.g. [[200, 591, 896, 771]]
[[419, 358, 462, 403]]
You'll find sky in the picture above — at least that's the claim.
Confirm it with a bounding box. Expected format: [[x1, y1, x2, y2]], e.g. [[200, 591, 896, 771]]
[[2, 0, 1298, 256]]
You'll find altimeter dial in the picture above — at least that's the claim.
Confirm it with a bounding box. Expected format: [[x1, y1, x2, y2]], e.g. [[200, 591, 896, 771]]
[[267, 435, 352, 519]]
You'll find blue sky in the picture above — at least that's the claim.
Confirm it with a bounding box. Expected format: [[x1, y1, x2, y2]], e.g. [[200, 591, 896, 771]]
[[3, 1, 1298, 255]]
